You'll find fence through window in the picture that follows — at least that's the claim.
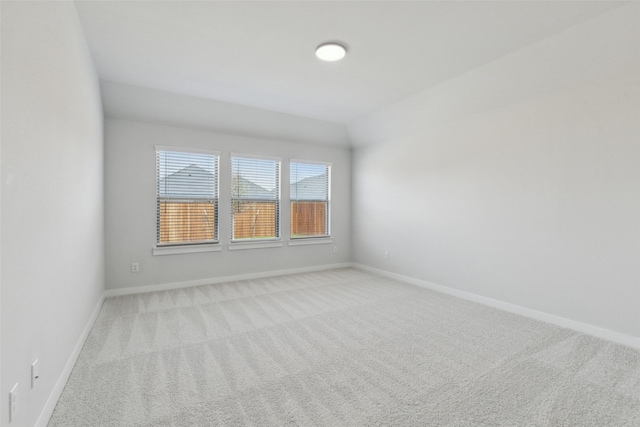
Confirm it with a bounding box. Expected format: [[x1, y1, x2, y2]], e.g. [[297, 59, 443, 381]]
[[290, 161, 330, 238]]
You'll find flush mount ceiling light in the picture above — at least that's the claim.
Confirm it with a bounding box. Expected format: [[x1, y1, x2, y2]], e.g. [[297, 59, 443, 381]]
[[315, 42, 347, 62]]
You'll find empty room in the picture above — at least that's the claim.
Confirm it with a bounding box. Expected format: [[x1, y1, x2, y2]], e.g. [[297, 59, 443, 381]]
[[1, 1, 639, 426]]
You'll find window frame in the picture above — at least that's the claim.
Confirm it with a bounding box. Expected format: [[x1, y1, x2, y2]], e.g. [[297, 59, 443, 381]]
[[154, 146, 220, 252], [230, 153, 282, 244], [289, 159, 332, 240]]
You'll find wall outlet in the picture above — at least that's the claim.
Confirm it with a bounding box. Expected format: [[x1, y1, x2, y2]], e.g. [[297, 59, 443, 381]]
[[31, 359, 40, 388], [131, 262, 140, 273], [10, 383, 18, 422], [384, 251, 390, 260], [333, 246, 338, 254]]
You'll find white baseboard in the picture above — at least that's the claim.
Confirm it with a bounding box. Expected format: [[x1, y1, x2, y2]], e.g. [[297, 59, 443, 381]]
[[354, 263, 640, 350], [105, 262, 354, 297], [36, 293, 106, 427]]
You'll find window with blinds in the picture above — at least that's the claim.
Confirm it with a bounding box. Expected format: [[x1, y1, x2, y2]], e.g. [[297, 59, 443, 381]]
[[231, 155, 281, 241], [290, 161, 331, 238], [156, 148, 218, 246]]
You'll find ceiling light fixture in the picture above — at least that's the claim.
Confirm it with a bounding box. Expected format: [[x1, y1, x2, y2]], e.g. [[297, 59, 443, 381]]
[[315, 42, 347, 62]]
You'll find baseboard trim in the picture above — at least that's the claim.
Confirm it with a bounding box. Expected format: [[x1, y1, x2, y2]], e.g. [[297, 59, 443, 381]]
[[105, 262, 355, 297], [36, 293, 106, 427], [354, 263, 640, 350]]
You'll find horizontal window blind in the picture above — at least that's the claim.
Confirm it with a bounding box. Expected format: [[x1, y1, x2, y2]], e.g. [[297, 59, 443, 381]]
[[290, 161, 330, 238], [231, 156, 280, 240], [156, 149, 218, 245]]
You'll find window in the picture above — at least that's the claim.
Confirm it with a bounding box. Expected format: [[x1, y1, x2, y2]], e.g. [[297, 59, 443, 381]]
[[231, 155, 280, 241], [290, 161, 331, 238], [156, 148, 218, 246]]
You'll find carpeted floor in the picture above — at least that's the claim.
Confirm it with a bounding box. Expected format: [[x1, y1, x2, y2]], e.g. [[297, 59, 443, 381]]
[[49, 268, 640, 426]]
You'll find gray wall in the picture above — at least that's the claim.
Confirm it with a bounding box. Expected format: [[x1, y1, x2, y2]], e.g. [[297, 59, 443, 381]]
[[350, 5, 640, 339], [105, 118, 351, 290], [101, 80, 351, 148], [0, 2, 105, 426]]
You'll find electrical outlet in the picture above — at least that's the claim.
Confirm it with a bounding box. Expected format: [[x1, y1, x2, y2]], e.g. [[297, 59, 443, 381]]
[[131, 262, 140, 273], [384, 251, 390, 260], [10, 383, 18, 422], [333, 246, 338, 254], [32, 359, 40, 388]]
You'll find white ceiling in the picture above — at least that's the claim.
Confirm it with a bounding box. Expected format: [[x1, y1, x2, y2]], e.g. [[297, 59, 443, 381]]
[[75, 1, 624, 124]]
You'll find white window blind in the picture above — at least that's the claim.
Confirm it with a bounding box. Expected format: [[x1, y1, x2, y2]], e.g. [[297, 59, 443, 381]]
[[231, 155, 281, 241], [290, 161, 331, 238], [156, 149, 218, 246]]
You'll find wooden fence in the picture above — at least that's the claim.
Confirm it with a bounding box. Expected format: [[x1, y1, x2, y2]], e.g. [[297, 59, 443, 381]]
[[291, 201, 327, 237], [158, 201, 327, 242], [158, 201, 216, 243], [232, 201, 277, 239]]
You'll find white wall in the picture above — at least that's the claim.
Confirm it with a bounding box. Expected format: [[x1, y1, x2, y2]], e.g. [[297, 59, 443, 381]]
[[105, 118, 351, 290], [350, 4, 640, 340], [101, 80, 351, 148], [0, 2, 105, 426]]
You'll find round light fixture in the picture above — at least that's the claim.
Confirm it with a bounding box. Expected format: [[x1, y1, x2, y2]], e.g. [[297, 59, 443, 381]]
[[315, 42, 347, 62]]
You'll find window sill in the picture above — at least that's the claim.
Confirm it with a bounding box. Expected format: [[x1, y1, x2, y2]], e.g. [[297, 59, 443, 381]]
[[288, 237, 333, 246], [153, 244, 222, 256], [228, 240, 284, 251]]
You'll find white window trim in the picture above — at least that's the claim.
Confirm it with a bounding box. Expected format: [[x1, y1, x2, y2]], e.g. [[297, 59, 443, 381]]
[[155, 147, 220, 248], [289, 160, 332, 239], [230, 152, 281, 161], [288, 237, 333, 246], [230, 153, 282, 241], [290, 158, 332, 167], [228, 240, 284, 251], [153, 244, 222, 256], [156, 145, 220, 156]]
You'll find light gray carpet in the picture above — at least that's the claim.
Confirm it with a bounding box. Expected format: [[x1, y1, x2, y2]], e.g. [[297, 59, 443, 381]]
[[49, 268, 640, 426]]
